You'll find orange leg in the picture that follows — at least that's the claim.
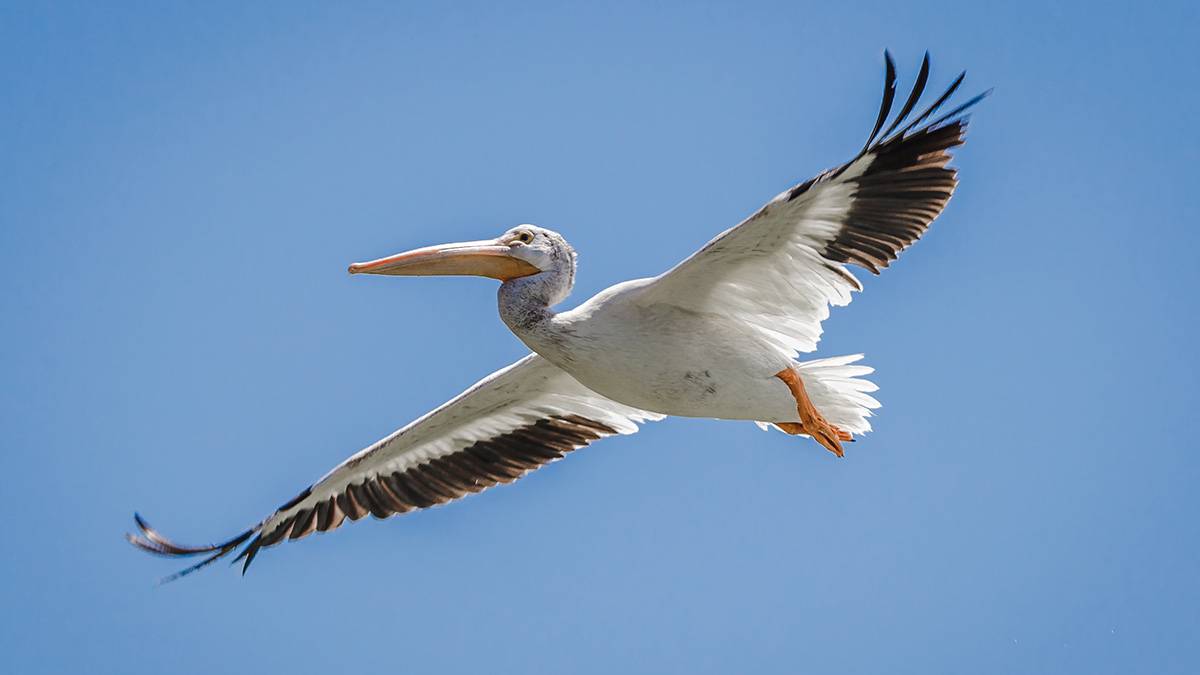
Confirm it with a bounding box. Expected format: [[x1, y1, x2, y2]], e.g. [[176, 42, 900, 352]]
[[775, 368, 851, 457]]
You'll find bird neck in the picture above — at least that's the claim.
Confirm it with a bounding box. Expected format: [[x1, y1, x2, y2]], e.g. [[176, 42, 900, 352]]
[[497, 273, 558, 334], [497, 270, 581, 363]]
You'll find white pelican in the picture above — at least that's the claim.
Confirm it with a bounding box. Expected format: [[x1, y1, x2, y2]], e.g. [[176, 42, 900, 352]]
[[129, 52, 985, 580]]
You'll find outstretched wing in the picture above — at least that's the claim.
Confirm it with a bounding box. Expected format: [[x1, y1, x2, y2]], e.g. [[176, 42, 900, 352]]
[[128, 354, 664, 581], [637, 52, 987, 357]]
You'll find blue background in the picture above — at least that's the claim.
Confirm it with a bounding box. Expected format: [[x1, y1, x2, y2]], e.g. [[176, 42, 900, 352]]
[[2, 2, 1196, 673]]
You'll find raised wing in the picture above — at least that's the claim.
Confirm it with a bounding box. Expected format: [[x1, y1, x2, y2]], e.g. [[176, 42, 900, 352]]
[[638, 52, 987, 357], [128, 354, 663, 581]]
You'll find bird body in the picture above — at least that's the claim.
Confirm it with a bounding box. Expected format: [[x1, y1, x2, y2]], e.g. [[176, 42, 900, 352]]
[[128, 52, 986, 580], [507, 276, 819, 423]]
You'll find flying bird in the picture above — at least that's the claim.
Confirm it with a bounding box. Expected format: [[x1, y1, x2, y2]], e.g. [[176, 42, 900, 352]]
[[129, 52, 986, 580]]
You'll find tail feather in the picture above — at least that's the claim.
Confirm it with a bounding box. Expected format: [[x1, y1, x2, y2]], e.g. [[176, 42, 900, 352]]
[[758, 354, 880, 435]]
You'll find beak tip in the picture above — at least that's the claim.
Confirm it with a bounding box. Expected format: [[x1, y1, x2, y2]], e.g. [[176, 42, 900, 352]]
[[347, 264, 362, 275]]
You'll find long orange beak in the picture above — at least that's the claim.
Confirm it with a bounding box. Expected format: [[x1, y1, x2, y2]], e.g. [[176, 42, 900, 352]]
[[348, 239, 540, 280]]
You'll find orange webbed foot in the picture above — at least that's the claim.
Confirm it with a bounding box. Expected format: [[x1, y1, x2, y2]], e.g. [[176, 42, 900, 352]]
[[809, 423, 846, 458], [774, 367, 850, 458], [773, 421, 851, 457]]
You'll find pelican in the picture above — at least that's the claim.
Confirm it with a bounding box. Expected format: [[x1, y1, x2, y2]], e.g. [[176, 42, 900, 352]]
[[129, 52, 986, 580]]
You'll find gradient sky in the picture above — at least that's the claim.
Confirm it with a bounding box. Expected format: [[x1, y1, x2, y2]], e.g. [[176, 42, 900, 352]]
[[2, 2, 1197, 673]]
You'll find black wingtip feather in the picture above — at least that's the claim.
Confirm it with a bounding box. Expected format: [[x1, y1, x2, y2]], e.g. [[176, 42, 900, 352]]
[[926, 88, 992, 129], [898, 70, 966, 138], [861, 51, 898, 154], [232, 536, 263, 575], [155, 548, 231, 585], [879, 52, 931, 142], [128, 512, 253, 556]]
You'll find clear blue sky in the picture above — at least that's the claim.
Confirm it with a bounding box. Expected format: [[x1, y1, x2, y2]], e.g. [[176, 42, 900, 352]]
[[2, 2, 1196, 673]]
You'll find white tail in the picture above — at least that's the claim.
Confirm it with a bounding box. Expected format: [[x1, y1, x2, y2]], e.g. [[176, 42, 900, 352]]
[[757, 354, 881, 435]]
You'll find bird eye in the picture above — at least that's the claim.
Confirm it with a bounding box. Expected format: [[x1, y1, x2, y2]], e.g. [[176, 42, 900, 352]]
[[514, 231, 534, 244]]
